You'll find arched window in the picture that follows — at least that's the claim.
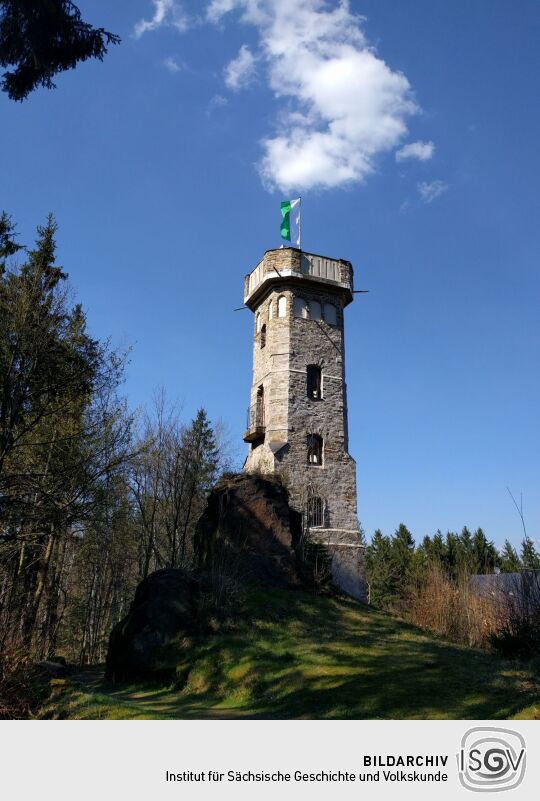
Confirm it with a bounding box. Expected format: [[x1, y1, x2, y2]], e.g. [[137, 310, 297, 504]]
[[268, 300, 274, 320], [324, 303, 337, 326], [310, 300, 322, 321], [294, 297, 309, 319], [277, 295, 287, 318], [306, 496, 324, 527], [307, 365, 322, 400], [260, 323, 266, 348], [307, 434, 323, 466], [256, 312, 262, 333]]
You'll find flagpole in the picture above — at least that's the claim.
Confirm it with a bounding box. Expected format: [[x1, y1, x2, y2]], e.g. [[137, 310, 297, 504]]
[[299, 196, 302, 251]]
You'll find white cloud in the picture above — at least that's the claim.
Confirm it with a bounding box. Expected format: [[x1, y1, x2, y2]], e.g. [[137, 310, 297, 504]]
[[163, 56, 182, 73], [206, 0, 420, 192], [207, 0, 239, 23], [134, 0, 188, 39], [399, 199, 411, 214], [206, 94, 229, 115], [224, 44, 257, 90], [396, 140, 434, 163], [417, 180, 448, 203]]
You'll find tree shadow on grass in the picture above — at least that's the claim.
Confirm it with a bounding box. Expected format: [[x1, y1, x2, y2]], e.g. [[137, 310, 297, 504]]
[[75, 591, 540, 720]]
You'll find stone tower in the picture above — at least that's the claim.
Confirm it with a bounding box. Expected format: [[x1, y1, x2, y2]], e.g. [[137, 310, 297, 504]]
[[242, 246, 366, 600]]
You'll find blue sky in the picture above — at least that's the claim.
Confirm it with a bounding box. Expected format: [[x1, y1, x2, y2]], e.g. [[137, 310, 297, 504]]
[[1, 0, 539, 547]]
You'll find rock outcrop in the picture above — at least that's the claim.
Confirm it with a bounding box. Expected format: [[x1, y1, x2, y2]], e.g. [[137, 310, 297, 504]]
[[105, 473, 337, 683], [194, 472, 303, 587], [105, 568, 196, 683]]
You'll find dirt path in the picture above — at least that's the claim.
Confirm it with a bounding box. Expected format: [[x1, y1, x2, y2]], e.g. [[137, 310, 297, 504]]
[[71, 668, 105, 690]]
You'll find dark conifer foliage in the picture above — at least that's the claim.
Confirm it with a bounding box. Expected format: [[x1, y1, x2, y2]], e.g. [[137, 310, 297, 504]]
[[0, 213, 229, 685], [366, 523, 536, 611], [0, 1, 120, 101]]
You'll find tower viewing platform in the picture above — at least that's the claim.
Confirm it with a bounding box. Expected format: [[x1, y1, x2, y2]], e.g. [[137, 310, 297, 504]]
[[243, 247, 354, 309]]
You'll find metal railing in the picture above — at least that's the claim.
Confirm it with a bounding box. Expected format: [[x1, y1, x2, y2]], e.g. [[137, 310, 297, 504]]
[[305, 496, 330, 528], [246, 401, 265, 433]]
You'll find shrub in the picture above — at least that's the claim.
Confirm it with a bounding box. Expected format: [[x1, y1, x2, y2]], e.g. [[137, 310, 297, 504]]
[[0, 644, 47, 719], [406, 565, 500, 649], [489, 573, 540, 659]]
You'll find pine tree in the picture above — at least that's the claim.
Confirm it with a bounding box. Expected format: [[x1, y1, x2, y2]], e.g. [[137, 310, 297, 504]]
[[0, 211, 22, 273], [471, 528, 497, 573], [499, 540, 521, 573], [0, 213, 132, 655], [457, 526, 475, 574], [445, 532, 460, 578], [521, 537, 540, 570], [366, 530, 397, 608], [176, 408, 219, 565], [423, 530, 446, 567], [0, 1, 120, 101]]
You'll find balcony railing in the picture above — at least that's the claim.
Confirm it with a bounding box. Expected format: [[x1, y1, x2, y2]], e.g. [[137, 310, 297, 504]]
[[243, 401, 265, 443]]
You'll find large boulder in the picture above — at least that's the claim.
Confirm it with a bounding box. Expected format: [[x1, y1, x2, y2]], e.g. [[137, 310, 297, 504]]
[[105, 568, 196, 683], [105, 475, 314, 683], [194, 473, 303, 588]]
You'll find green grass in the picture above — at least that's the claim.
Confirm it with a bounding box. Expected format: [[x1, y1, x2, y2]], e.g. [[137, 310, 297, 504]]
[[39, 588, 540, 720]]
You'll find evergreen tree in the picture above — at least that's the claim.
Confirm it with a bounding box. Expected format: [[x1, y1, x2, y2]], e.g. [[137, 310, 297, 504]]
[[471, 528, 497, 573], [456, 526, 475, 574], [0, 1, 120, 101], [499, 540, 521, 573], [445, 531, 460, 578], [521, 537, 540, 570], [0, 211, 22, 273], [366, 530, 397, 608], [366, 525, 415, 610], [176, 408, 219, 566], [423, 530, 446, 567], [0, 213, 132, 655]]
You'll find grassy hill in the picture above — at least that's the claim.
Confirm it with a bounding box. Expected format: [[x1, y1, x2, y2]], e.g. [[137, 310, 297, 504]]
[[40, 588, 540, 720]]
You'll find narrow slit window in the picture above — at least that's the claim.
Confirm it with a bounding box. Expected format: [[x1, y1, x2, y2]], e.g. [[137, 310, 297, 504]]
[[256, 386, 264, 427], [307, 365, 322, 400], [307, 434, 323, 466], [277, 295, 287, 317], [260, 324, 266, 348]]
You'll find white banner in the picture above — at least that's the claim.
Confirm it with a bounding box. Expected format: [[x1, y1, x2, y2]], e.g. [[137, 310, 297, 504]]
[[1, 720, 538, 800]]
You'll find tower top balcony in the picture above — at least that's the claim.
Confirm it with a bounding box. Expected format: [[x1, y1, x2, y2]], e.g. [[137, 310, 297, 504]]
[[243, 247, 354, 310]]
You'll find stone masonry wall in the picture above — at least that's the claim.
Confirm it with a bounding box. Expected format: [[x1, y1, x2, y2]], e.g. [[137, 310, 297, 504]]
[[278, 286, 359, 532], [243, 248, 365, 601], [244, 249, 359, 532]]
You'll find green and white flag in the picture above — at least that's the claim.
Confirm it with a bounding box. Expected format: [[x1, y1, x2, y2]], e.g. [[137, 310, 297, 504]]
[[280, 198, 301, 247]]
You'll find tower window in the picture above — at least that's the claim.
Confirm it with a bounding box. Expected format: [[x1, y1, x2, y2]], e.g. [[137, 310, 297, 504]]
[[306, 496, 325, 528], [324, 303, 337, 326], [310, 300, 322, 321], [256, 385, 264, 427], [260, 323, 266, 348], [294, 297, 309, 319], [256, 312, 262, 333], [307, 434, 323, 466], [268, 300, 274, 320], [277, 295, 287, 317], [307, 365, 322, 400]]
